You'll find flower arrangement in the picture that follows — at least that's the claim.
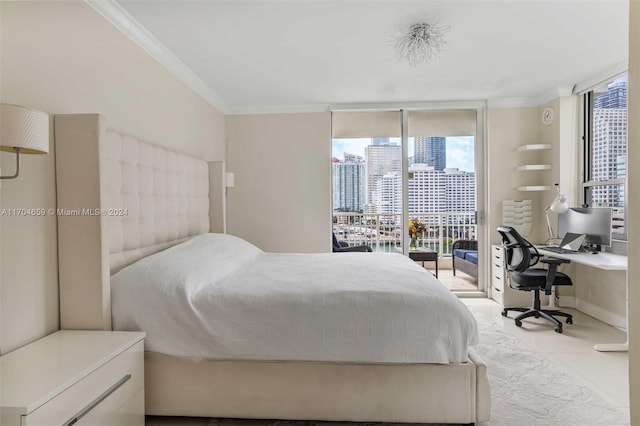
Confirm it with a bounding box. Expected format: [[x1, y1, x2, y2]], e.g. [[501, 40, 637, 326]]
[[408, 218, 426, 249]]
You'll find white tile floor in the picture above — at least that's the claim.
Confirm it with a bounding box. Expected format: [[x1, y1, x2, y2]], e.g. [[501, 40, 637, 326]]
[[464, 298, 629, 411], [147, 298, 630, 424]]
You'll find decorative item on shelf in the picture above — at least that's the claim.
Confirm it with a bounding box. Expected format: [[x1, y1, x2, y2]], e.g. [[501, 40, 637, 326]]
[[393, 22, 448, 67], [545, 183, 569, 239], [0, 103, 49, 179], [408, 218, 426, 250], [502, 200, 532, 237]]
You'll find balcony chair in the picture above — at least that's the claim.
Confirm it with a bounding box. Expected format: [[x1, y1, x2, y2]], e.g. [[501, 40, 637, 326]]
[[332, 233, 372, 253], [497, 225, 573, 333]]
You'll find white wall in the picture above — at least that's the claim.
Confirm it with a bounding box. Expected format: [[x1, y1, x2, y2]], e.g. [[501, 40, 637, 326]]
[[487, 107, 545, 244], [0, 1, 225, 354], [226, 112, 331, 253], [627, 0, 639, 422]]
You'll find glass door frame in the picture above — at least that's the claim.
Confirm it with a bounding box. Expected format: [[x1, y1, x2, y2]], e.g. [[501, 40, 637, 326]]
[[330, 101, 488, 295]]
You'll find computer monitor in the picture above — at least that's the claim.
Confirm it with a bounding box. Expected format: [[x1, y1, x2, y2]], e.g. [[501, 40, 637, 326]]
[[558, 207, 612, 249]]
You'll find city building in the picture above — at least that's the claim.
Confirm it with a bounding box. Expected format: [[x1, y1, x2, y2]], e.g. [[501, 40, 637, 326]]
[[414, 136, 446, 170], [332, 154, 365, 212], [369, 164, 476, 222], [591, 107, 627, 207], [365, 143, 401, 211]]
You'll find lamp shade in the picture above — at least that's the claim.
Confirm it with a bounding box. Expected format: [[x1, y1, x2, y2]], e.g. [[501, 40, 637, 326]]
[[549, 194, 568, 214], [0, 104, 49, 154]]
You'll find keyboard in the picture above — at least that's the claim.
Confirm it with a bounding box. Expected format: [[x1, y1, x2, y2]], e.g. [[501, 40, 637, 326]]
[[539, 246, 576, 254]]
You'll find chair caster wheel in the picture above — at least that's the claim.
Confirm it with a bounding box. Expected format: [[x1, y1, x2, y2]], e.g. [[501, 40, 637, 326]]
[[501, 310, 508, 317], [515, 320, 522, 327], [566, 318, 573, 324], [534, 313, 540, 319], [555, 327, 563, 333]]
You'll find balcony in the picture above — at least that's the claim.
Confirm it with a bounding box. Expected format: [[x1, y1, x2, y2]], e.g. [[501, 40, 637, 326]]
[[333, 212, 476, 254], [332, 211, 478, 291]]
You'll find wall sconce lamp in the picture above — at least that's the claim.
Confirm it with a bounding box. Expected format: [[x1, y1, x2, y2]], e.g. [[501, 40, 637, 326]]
[[0, 104, 49, 180], [545, 183, 569, 238], [225, 172, 235, 196]]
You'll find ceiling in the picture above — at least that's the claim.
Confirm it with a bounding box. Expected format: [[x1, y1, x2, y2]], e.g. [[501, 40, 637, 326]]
[[115, 0, 629, 114]]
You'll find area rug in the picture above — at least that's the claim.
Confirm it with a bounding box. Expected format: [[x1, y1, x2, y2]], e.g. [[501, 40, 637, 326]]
[[473, 315, 629, 426], [150, 315, 630, 426]]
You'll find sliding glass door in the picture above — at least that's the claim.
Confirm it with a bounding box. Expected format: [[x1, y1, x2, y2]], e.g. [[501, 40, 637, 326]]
[[331, 107, 485, 294]]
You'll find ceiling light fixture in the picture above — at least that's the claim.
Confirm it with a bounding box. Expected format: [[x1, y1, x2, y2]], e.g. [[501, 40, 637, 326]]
[[393, 22, 448, 67]]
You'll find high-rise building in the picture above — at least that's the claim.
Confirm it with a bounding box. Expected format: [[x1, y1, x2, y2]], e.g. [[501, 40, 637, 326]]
[[372, 171, 402, 216], [444, 168, 477, 215], [365, 143, 401, 211], [332, 154, 365, 212], [368, 164, 476, 219], [407, 164, 446, 222], [591, 108, 627, 207], [372, 137, 392, 146], [414, 136, 446, 170], [593, 80, 627, 109]]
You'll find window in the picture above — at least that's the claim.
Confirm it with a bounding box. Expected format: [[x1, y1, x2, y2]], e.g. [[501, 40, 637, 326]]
[[581, 75, 627, 239]]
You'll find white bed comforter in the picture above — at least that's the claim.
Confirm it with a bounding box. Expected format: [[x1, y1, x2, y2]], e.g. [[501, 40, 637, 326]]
[[111, 233, 479, 364]]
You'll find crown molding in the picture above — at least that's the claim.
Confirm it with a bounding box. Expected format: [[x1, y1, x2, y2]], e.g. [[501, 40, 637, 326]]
[[573, 60, 628, 94], [488, 85, 576, 109], [85, 0, 231, 114], [229, 104, 330, 115], [486, 97, 539, 108]]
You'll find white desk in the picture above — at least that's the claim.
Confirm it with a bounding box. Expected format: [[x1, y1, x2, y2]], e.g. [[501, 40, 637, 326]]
[[535, 247, 627, 270], [536, 246, 628, 352]]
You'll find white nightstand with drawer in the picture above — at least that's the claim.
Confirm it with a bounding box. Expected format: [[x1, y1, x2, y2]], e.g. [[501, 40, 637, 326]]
[[490, 244, 533, 307], [1, 330, 145, 426]]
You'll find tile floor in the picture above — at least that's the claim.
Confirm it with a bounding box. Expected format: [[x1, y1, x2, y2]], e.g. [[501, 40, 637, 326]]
[[464, 298, 629, 411], [147, 298, 629, 425]]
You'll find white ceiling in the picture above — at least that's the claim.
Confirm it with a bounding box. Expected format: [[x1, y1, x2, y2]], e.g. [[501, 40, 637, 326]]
[[115, 0, 629, 114]]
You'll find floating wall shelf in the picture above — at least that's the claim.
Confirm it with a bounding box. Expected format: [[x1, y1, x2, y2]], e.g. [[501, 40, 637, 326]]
[[516, 185, 553, 191], [516, 164, 552, 171], [516, 144, 552, 152]]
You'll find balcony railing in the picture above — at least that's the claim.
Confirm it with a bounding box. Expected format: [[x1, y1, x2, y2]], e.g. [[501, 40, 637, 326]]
[[332, 212, 477, 257]]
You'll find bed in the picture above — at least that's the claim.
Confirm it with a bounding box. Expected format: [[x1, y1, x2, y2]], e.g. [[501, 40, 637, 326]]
[[54, 114, 491, 424], [452, 240, 479, 281]]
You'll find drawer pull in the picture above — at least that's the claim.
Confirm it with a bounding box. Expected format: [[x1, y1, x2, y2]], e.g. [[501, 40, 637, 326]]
[[493, 287, 502, 292], [63, 374, 132, 426]]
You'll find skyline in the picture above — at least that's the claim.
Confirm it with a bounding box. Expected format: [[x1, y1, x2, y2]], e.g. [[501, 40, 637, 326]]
[[332, 137, 475, 173]]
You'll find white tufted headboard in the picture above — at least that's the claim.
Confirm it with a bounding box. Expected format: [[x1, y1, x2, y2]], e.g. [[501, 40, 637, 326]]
[[102, 130, 209, 274], [55, 114, 210, 330]]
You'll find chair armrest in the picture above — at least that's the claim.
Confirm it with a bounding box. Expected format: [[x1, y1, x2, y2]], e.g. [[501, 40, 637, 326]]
[[540, 258, 568, 295]]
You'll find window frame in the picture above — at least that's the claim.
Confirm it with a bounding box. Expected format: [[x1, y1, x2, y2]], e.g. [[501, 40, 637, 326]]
[[580, 74, 628, 242]]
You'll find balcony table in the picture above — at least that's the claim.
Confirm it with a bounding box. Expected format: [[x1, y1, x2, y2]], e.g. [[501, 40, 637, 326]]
[[408, 248, 439, 278]]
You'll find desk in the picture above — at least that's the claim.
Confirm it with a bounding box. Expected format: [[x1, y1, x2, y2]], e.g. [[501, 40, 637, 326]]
[[408, 248, 438, 278], [535, 248, 627, 270], [536, 246, 628, 352]]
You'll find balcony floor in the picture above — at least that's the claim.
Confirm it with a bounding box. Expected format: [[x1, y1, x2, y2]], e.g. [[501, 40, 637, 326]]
[[413, 263, 478, 291]]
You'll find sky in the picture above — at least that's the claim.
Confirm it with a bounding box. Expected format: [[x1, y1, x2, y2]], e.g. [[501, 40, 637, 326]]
[[332, 136, 475, 172]]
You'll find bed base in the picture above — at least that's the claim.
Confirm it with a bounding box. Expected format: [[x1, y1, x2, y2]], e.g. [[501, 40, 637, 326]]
[[145, 349, 491, 424]]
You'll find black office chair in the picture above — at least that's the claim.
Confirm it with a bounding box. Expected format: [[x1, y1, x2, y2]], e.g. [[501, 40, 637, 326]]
[[332, 233, 372, 252], [497, 226, 573, 333]]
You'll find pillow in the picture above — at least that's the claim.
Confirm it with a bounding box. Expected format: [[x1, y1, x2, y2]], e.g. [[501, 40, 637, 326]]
[[111, 233, 263, 292]]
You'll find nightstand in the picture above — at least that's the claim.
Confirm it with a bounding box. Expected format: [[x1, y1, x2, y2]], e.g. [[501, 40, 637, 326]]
[[1, 330, 145, 426]]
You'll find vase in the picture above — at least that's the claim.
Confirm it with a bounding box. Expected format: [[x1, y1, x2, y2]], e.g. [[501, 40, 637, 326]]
[[410, 236, 417, 249]]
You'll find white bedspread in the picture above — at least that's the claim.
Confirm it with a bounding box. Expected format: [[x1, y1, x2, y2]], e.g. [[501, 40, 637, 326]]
[[111, 234, 479, 364]]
